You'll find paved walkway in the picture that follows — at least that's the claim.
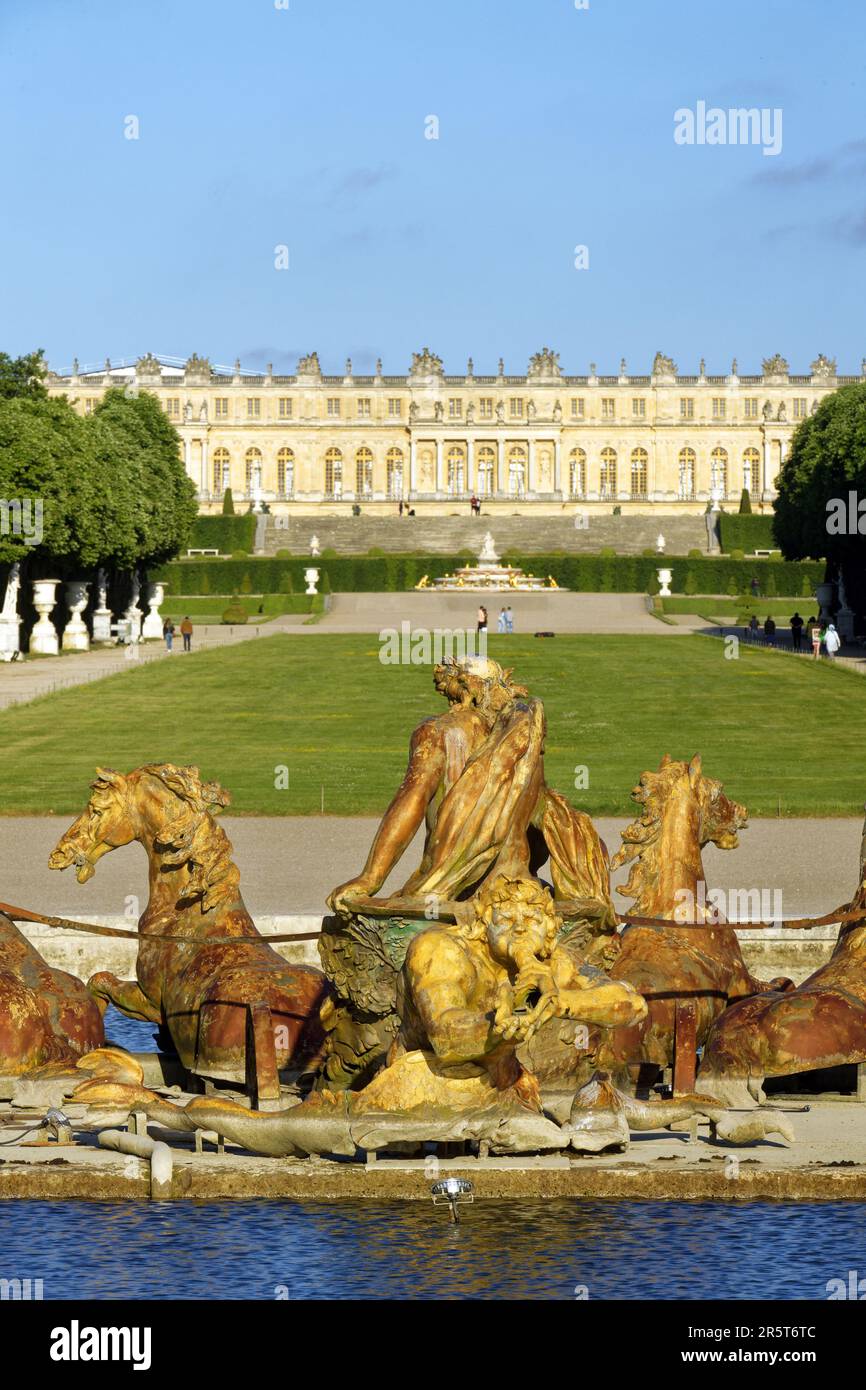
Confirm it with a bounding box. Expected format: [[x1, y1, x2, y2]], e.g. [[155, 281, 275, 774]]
[[283, 591, 687, 635], [4, 815, 861, 918]]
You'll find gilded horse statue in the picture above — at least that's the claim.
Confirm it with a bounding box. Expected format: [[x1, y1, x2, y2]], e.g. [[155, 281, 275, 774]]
[[597, 754, 791, 1082], [47, 765, 329, 1088], [0, 911, 104, 1073], [699, 807, 866, 1105]]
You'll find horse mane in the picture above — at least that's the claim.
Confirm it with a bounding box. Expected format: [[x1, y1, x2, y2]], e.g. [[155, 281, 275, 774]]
[[610, 756, 691, 905], [140, 763, 241, 913]]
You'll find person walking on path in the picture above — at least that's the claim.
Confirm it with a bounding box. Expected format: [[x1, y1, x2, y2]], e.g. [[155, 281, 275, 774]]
[[505, 605, 514, 633], [790, 612, 804, 652], [809, 617, 822, 659], [750, 575, 761, 599], [163, 619, 175, 652], [763, 616, 776, 647], [497, 607, 508, 634], [824, 623, 841, 661], [476, 605, 488, 634], [747, 614, 759, 643], [180, 616, 193, 652]]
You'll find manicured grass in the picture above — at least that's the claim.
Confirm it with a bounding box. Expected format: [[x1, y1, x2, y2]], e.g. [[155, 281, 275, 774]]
[[162, 594, 321, 624], [662, 597, 815, 618], [0, 635, 862, 818]]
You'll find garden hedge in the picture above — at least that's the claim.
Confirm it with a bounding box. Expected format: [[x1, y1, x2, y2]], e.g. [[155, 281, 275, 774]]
[[717, 513, 781, 554], [156, 552, 825, 598], [188, 514, 256, 553]]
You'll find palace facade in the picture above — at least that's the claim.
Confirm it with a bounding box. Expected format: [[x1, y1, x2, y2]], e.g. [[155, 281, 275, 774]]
[[47, 348, 860, 516]]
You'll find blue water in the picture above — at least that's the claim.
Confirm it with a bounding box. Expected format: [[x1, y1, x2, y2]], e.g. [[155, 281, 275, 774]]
[[1, 1200, 863, 1299]]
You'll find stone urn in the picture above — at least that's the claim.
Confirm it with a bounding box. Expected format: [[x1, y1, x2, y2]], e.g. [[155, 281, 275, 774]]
[[304, 567, 320, 595], [657, 567, 673, 598], [142, 582, 166, 640], [62, 581, 91, 651], [815, 581, 835, 623], [30, 578, 60, 655]]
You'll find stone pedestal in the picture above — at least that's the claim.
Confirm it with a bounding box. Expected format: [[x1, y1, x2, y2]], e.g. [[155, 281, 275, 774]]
[[62, 581, 90, 651], [305, 567, 320, 595], [30, 579, 60, 655], [124, 600, 143, 643], [142, 582, 165, 640], [0, 620, 20, 661], [92, 607, 113, 644], [657, 568, 673, 598]]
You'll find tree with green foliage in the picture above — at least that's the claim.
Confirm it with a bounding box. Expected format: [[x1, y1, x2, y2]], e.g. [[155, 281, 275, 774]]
[[0, 350, 48, 401], [222, 487, 235, 515], [738, 487, 752, 515]]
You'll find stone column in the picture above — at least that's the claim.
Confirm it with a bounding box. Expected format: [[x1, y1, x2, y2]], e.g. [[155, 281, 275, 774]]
[[553, 437, 561, 497], [762, 434, 772, 498], [467, 437, 474, 495], [435, 439, 443, 496], [409, 439, 417, 496], [498, 438, 506, 496], [201, 437, 209, 497]]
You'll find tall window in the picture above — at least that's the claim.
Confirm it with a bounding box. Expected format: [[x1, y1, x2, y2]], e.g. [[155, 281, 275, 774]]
[[355, 447, 373, 497], [743, 398, 759, 419], [447, 445, 466, 496], [569, 447, 587, 499], [277, 447, 294, 497], [600, 448, 617, 499], [164, 398, 180, 418], [357, 398, 371, 417], [245, 447, 262, 493], [479, 398, 494, 419], [247, 398, 261, 419], [325, 447, 343, 497], [571, 398, 585, 419], [386, 447, 404, 499], [477, 445, 495, 496], [509, 398, 524, 419], [630, 447, 648, 498], [213, 447, 230, 493], [680, 398, 694, 419], [601, 398, 615, 420], [678, 447, 696, 500], [387, 398, 402, 417], [508, 445, 527, 497], [710, 447, 728, 496], [712, 397, 726, 420], [327, 398, 340, 417], [793, 398, 808, 419], [214, 397, 229, 418], [632, 398, 646, 419], [743, 447, 760, 494], [448, 398, 462, 419], [278, 398, 293, 419]]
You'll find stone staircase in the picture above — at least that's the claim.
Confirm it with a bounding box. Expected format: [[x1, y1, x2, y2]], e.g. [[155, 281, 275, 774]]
[[261, 513, 711, 556]]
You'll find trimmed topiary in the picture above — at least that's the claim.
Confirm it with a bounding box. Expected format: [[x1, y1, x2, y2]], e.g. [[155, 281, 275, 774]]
[[221, 601, 248, 624]]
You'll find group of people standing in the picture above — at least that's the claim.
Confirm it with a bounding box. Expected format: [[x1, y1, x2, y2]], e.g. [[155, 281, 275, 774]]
[[744, 611, 841, 659], [162, 617, 194, 652], [475, 605, 514, 633]]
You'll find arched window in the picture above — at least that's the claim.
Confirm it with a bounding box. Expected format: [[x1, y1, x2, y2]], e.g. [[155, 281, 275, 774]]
[[447, 445, 466, 496], [710, 447, 728, 497], [355, 447, 373, 498], [630, 447, 648, 499], [569, 447, 586, 499], [325, 447, 343, 498], [245, 447, 263, 495], [600, 448, 617, 499], [213, 447, 230, 494], [477, 446, 495, 497], [386, 447, 403, 499], [508, 445, 527, 498], [743, 447, 760, 495], [277, 447, 294, 498], [678, 447, 696, 500]]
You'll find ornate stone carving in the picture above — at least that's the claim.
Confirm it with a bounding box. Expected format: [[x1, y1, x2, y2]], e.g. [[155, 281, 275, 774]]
[[183, 353, 211, 384], [762, 353, 789, 379], [408, 347, 444, 380], [811, 353, 837, 380], [527, 347, 562, 381], [296, 351, 322, 378], [652, 351, 677, 379], [135, 353, 162, 382]]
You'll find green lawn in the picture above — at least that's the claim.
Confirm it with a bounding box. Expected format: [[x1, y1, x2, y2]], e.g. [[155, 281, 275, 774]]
[[662, 597, 816, 621], [161, 594, 321, 624], [0, 634, 862, 817]]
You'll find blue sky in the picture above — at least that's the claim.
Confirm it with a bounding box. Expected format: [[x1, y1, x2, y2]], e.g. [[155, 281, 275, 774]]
[[1, 0, 864, 376]]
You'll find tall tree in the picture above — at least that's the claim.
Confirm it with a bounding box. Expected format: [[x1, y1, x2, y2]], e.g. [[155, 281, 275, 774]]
[[0, 350, 47, 401]]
